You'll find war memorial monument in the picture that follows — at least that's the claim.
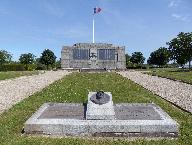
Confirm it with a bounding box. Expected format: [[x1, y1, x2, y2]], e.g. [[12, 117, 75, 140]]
[[61, 43, 126, 70], [24, 7, 179, 139], [24, 91, 179, 137]]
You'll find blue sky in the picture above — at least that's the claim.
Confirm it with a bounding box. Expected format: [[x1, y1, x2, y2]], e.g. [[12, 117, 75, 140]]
[[0, 0, 191, 61]]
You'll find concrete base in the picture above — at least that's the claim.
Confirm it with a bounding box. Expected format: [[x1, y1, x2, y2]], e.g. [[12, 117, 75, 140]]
[[86, 92, 115, 120], [24, 103, 179, 137]]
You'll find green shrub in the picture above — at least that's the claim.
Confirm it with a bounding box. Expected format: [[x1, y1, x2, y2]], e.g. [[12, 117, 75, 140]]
[[27, 64, 37, 71], [126, 63, 148, 69], [0, 64, 25, 71], [35, 63, 47, 70]]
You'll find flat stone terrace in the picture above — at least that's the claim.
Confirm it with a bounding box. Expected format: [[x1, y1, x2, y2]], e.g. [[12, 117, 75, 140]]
[[118, 71, 192, 113], [0, 70, 71, 114], [37, 103, 162, 120], [24, 103, 179, 137]]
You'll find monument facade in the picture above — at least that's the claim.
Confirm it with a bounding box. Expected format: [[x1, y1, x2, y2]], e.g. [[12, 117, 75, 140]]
[[61, 43, 126, 70]]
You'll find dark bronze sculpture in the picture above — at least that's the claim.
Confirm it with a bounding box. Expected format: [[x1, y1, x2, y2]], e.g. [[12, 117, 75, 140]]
[[90, 91, 110, 105]]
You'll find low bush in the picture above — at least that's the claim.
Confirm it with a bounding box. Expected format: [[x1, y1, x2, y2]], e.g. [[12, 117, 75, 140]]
[[0, 64, 25, 71], [35, 63, 47, 70], [126, 64, 149, 69], [27, 64, 37, 71]]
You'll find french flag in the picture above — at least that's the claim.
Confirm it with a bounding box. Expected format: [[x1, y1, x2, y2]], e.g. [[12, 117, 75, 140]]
[[94, 7, 101, 14]]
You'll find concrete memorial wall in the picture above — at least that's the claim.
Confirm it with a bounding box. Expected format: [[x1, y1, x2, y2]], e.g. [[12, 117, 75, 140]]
[[61, 43, 126, 70]]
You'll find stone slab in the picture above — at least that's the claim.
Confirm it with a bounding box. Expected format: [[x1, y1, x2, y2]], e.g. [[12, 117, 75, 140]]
[[86, 92, 115, 120], [38, 103, 84, 119], [114, 104, 162, 120], [24, 103, 179, 137]]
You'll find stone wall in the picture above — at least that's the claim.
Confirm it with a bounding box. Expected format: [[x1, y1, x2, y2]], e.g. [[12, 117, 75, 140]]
[[61, 43, 126, 70]]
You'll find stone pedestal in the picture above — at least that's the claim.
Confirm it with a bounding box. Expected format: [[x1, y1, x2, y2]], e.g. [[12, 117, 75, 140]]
[[86, 92, 115, 120]]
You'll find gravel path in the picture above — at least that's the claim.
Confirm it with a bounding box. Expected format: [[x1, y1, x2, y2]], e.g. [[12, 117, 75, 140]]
[[0, 70, 71, 114], [118, 71, 192, 113]]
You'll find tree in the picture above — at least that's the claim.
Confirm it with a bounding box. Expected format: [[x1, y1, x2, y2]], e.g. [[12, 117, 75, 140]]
[[130, 52, 145, 65], [125, 54, 131, 67], [167, 32, 192, 69], [55, 58, 61, 69], [40, 49, 56, 70], [0, 50, 12, 65], [147, 47, 170, 67], [19, 53, 35, 70]]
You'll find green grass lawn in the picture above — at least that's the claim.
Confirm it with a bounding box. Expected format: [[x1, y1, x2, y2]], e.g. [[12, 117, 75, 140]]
[[0, 73, 191, 145], [145, 68, 192, 84], [0, 71, 41, 80]]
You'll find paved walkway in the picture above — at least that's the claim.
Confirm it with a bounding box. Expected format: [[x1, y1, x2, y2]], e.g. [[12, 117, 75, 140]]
[[118, 71, 192, 113], [0, 70, 71, 114]]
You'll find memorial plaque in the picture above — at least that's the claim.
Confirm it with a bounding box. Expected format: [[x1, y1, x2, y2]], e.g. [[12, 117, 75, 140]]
[[98, 49, 115, 60], [73, 49, 89, 60]]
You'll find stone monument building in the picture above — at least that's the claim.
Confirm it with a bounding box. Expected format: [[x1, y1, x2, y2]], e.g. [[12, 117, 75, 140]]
[[61, 43, 126, 70]]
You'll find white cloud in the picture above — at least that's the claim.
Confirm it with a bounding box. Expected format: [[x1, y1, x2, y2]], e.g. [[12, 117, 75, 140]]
[[168, 0, 181, 8], [171, 13, 190, 22], [172, 13, 181, 18], [169, 0, 177, 7]]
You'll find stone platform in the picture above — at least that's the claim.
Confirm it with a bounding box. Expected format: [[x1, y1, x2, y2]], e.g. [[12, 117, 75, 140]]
[[24, 103, 179, 137], [86, 92, 115, 120]]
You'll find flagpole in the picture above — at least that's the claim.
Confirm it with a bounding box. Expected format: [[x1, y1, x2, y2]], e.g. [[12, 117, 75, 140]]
[[93, 7, 101, 43], [93, 17, 95, 43]]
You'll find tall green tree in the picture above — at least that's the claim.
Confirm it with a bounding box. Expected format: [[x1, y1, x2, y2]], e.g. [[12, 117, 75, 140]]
[[40, 49, 56, 70], [147, 47, 170, 67], [125, 54, 131, 67], [167, 32, 192, 68], [0, 50, 12, 65], [19, 53, 35, 70], [55, 58, 61, 69], [130, 52, 145, 65]]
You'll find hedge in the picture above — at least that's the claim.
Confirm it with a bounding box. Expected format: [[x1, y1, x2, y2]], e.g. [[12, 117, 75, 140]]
[[0, 64, 40, 71], [0, 64, 26, 71]]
